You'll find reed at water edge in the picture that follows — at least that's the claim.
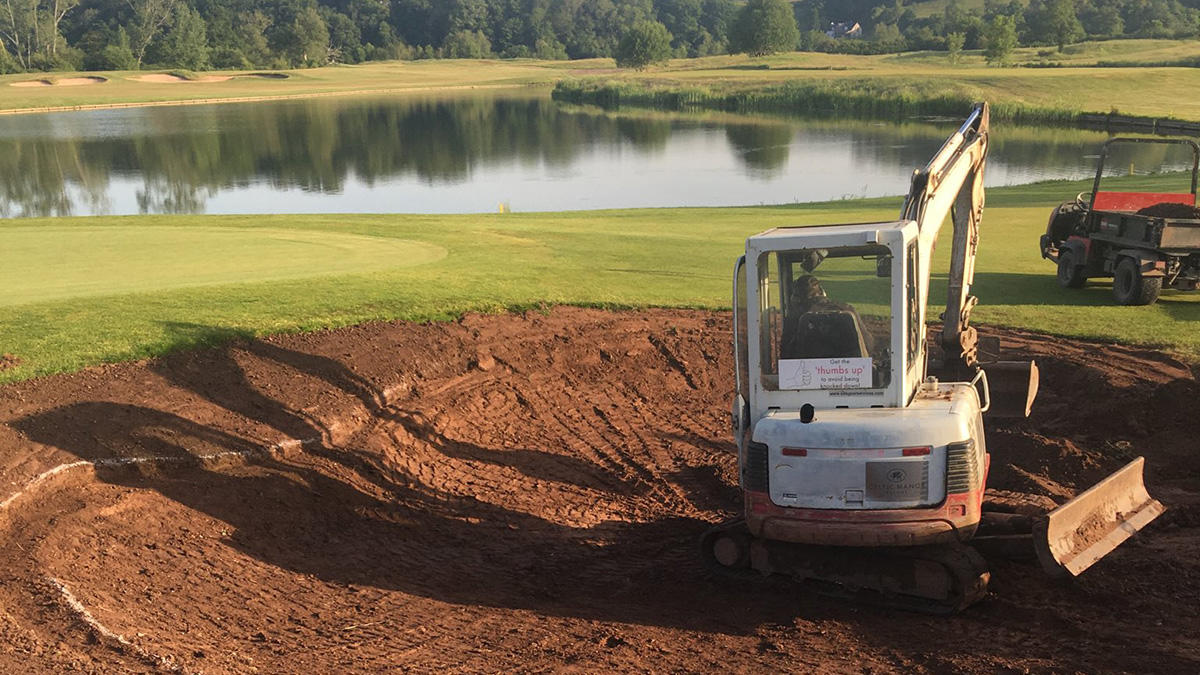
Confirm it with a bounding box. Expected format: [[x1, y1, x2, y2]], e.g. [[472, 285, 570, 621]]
[[552, 79, 1094, 126]]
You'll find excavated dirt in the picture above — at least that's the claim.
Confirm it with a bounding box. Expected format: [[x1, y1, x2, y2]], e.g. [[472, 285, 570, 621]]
[[0, 307, 1198, 673], [1136, 202, 1200, 219]]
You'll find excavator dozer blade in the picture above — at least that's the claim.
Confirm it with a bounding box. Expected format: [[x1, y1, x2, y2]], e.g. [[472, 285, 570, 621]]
[[1033, 457, 1164, 577]]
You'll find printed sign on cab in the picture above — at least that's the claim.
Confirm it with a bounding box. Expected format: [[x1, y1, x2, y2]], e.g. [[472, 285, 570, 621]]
[[779, 357, 872, 390]]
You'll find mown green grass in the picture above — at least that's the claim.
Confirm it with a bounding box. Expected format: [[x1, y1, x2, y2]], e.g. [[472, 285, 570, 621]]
[[3, 174, 1199, 383]]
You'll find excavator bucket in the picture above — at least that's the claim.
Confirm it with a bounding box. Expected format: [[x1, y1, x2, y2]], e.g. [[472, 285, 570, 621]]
[[982, 360, 1039, 418], [1033, 457, 1165, 577]]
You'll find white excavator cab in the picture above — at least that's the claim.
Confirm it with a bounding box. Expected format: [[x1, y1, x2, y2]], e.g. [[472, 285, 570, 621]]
[[745, 222, 921, 414]]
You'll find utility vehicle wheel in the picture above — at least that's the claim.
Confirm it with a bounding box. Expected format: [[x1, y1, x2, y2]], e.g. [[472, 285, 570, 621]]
[[1113, 257, 1162, 306], [1056, 249, 1087, 289]]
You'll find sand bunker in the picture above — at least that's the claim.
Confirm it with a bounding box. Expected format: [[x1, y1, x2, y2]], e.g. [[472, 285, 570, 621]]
[[10, 76, 106, 87], [55, 76, 107, 86], [134, 72, 288, 83], [134, 73, 193, 83], [0, 308, 1197, 672]]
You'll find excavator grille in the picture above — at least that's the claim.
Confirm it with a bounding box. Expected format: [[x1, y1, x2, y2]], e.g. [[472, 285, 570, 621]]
[[945, 440, 977, 494], [744, 441, 769, 492]]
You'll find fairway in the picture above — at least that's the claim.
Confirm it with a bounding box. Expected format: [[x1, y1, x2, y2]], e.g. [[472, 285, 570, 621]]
[[0, 225, 446, 306]]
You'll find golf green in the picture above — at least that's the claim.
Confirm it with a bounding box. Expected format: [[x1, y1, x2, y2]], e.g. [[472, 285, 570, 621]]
[[0, 225, 447, 306]]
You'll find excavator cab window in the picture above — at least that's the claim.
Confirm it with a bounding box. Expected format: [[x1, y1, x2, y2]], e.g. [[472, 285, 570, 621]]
[[759, 246, 892, 390]]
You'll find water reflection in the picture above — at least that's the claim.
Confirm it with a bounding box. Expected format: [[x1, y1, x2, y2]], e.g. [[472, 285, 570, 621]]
[[725, 123, 794, 177], [0, 93, 1188, 218]]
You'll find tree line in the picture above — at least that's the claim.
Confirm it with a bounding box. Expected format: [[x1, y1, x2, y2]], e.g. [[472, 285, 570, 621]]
[[4, 0, 1200, 76], [796, 1, 1200, 56], [0, 0, 750, 73]]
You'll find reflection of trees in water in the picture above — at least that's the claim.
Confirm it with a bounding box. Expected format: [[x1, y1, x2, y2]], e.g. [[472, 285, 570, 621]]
[[0, 141, 110, 217], [615, 117, 672, 153], [829, 119, 1152, 181], [0, 96, 684, 217], [1096, 141, 1196, 191], [1, 96, 1186, 218], [137, 178, 214, 215], [725, 123, 794, 177]]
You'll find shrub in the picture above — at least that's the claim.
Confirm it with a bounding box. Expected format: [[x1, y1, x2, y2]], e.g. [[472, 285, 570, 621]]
[[615, 21, 673, 70], [443, 30, 492, 59]]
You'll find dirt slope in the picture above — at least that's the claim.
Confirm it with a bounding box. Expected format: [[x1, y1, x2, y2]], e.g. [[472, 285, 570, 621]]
[[0, 308, 1196, 673]]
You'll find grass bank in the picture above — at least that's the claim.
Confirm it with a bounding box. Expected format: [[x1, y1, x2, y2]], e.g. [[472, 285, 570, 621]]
[[551, 78, 1082, 125], [2, 174, 1199, 383]]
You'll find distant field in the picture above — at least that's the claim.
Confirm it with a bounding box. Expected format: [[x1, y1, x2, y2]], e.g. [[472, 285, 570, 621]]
[[908, 0, 986, 18], [2, 174, 1199, 382], [5, 38, 1200, 120]]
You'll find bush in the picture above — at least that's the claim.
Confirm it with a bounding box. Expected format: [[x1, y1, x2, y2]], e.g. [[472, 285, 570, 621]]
[[29, 46, 84, 72], [946, 32, 965, 64], [615, 21, 673, 70], [501, 45, 532, 59], [369, 42, 415, 61], [534, 38, 568, 60], [0, 44, 17, 74], [210, 47, 252, 70], [984, 15, 1018, 66], [729, 0, 799, 57], [85, 43, 138, 71], [443, 30, 492, 59]]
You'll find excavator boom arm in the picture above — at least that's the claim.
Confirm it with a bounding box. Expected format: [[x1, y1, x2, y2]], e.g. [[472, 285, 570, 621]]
[[901, 102, 990, 372]]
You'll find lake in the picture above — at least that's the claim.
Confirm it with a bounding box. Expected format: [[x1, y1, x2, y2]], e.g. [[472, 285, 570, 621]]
[[0, 90, 1192, 218]]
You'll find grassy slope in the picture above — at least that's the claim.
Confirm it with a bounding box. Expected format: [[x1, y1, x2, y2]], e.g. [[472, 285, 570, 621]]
[[3, 174, 1198, 383], [6, 39, 1200, 118]]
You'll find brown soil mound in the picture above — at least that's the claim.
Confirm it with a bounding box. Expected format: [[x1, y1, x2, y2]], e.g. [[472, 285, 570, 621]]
[[0, 354, 17, 371], [0, 308, 1197, 672], [1136, 202, 1200, 219]]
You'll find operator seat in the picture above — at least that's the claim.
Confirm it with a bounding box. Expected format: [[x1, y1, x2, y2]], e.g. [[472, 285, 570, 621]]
[[783, 309, 870, 359], [781, 275, 871, 360]]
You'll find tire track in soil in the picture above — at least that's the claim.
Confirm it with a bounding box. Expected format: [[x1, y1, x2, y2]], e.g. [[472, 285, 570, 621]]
[[0, 307, 1198, 673]]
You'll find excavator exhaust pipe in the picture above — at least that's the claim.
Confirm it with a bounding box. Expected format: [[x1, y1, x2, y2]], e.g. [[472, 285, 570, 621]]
[[1033, 457, 1165, 577]]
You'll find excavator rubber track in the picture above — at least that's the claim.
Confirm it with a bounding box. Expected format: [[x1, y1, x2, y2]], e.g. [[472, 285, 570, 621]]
[[701, 518, 990, 614]]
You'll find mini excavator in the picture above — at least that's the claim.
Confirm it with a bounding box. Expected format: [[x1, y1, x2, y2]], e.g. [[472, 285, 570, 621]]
[[702, 103, 1164, 612]]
